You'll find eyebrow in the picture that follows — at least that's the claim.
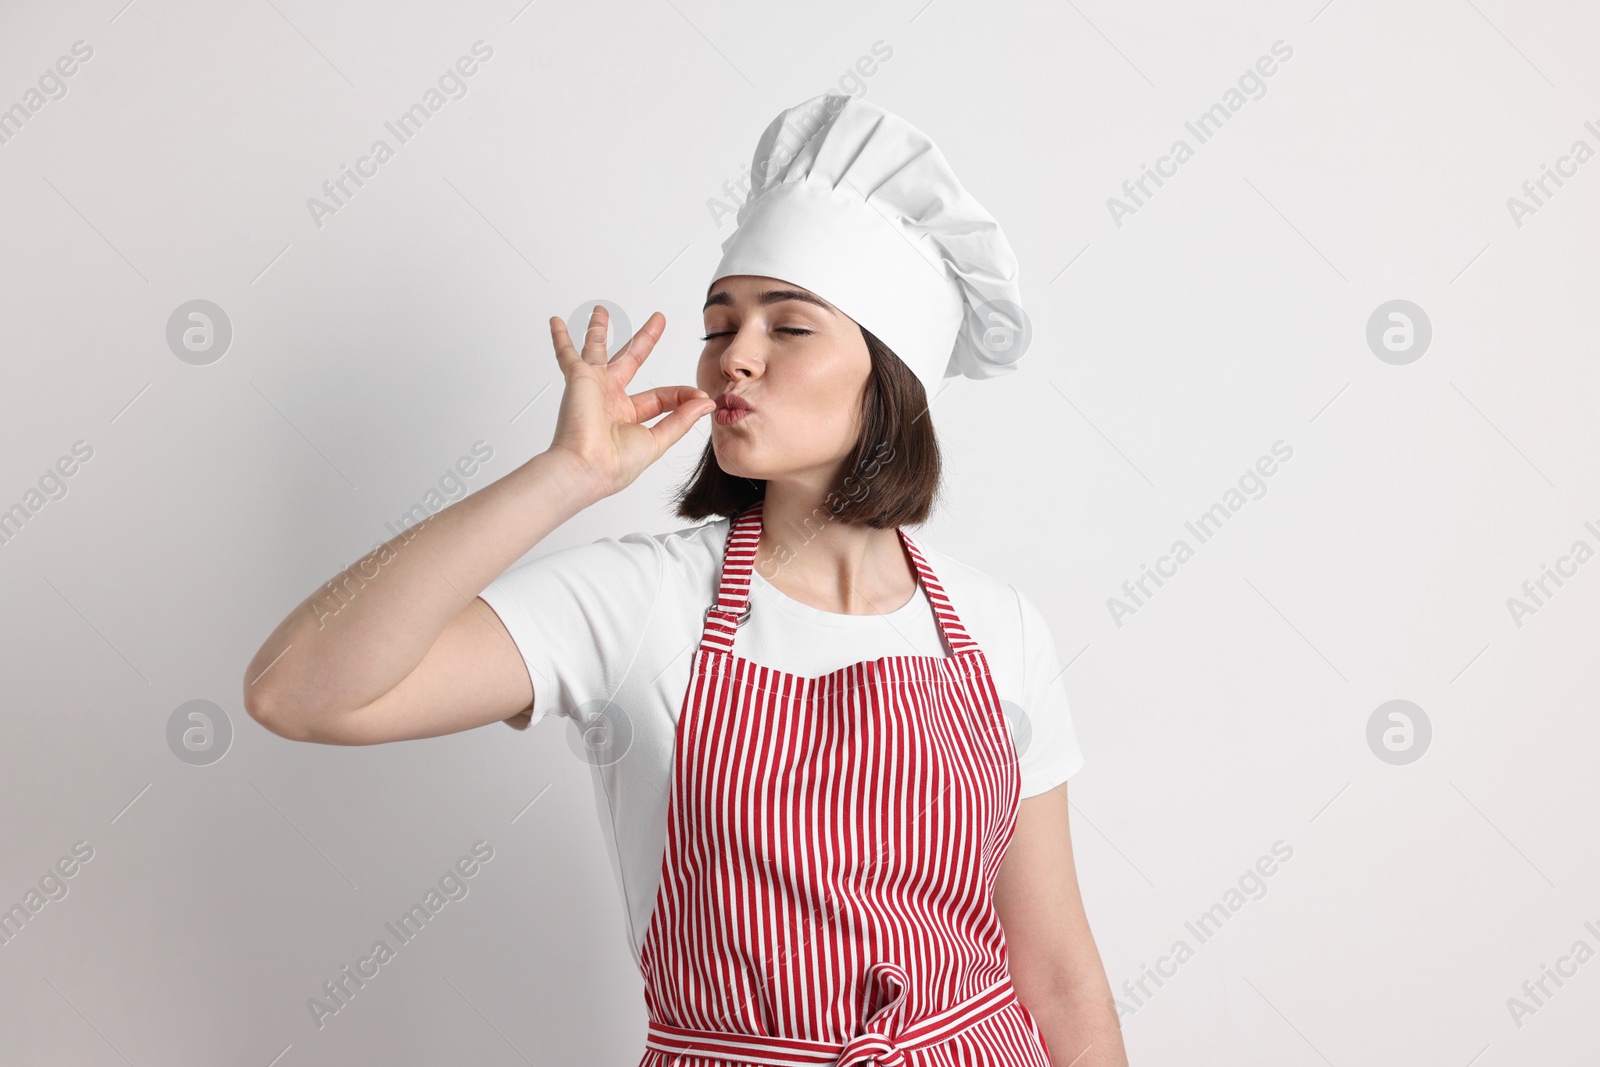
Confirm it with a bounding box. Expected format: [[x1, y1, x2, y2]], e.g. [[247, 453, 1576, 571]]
[[702, 288, 837, 315]]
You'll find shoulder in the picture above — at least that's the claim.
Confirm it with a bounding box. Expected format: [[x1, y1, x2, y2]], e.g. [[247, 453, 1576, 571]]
[[484, 516, 729, 603], [522, 516, 728, 566], [653, 515, 730, 568]]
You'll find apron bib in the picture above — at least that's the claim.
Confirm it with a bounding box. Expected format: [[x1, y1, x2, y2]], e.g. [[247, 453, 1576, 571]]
[[637, 500, 1053, 1067]]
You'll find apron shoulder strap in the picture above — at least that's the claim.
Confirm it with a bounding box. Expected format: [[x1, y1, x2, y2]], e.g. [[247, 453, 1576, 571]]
[[696, 499, 979, 656], [896, 528, 979, 655]]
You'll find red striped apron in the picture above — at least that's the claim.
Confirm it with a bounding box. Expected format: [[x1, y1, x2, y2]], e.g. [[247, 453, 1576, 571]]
[[637, 500, 1054, 1067]]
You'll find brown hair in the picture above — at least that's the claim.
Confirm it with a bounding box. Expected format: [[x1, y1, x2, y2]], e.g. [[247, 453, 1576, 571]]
[[671, 325, 942, 529]]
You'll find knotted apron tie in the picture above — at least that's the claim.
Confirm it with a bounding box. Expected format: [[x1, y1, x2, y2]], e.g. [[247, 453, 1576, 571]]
[[644, 963, 1019, 1066]]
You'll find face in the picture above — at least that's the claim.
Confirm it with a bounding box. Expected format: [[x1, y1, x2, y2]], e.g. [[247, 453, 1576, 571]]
[[698, 274, 871, 485]]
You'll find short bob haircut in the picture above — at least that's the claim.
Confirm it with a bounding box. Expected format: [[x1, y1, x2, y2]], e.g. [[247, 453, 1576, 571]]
[[672, 325, 942, 530]]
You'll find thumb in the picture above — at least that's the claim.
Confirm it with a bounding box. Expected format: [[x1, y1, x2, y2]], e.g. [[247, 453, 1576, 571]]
[[648, 396, 716, 450]]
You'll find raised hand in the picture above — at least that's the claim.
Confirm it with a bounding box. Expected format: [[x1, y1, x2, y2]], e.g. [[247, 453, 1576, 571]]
[[546, 306, 716, 499]]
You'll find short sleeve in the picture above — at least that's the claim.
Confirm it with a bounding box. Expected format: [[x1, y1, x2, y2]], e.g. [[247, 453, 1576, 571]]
[[477, 532, 665, 729], [1011, 585, 1086, 797]]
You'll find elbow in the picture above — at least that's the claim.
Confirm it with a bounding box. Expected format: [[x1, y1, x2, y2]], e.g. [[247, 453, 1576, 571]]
[[242, 675, 314, 743], [242, 677, 375, 747]]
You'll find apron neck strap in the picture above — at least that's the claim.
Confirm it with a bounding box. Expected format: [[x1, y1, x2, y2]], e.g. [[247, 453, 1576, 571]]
[[697, 499, 978, 657]]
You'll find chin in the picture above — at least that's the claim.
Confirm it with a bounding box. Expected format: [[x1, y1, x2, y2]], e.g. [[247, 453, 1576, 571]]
[[712, 440, 769, 480]]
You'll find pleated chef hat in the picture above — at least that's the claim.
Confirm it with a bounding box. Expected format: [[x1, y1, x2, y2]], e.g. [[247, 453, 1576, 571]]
[[710, 93, 1027, 402]]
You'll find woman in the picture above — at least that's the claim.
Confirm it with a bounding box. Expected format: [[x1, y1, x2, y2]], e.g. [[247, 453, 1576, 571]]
[[245, 94, 1126, 1066]]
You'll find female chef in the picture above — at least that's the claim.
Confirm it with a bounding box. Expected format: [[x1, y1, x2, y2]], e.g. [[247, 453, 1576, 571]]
[[244, 93, 1127, 1066]]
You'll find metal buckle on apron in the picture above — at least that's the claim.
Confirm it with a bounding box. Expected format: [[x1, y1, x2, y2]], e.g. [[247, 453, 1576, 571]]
[[705, 603, 752, 627]]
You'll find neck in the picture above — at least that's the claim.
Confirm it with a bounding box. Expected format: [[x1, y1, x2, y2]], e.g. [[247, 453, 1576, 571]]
[[753, 480, 918, 616]]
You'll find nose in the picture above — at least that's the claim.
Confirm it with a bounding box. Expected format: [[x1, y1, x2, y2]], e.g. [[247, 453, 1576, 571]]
[[714, 323, 767, 381]]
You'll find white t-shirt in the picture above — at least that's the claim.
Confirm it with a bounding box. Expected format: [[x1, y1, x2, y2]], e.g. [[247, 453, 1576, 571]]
[[478, 516, 1085, 970]]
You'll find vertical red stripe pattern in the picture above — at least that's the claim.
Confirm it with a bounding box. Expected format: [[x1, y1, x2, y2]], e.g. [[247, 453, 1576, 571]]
[[637, 501, 1053, 1066]]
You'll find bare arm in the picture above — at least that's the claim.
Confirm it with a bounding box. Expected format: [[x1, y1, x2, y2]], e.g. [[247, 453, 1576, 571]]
[[241, 307, 715, 745], [995, 783, 1130, 1067]]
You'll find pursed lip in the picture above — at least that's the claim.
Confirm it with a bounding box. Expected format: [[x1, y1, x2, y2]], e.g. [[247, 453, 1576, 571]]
[[715, 392, 752, 412]]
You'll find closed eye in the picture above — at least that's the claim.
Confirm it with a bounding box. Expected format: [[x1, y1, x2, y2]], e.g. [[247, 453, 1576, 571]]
[[700, 328, 813, 340]]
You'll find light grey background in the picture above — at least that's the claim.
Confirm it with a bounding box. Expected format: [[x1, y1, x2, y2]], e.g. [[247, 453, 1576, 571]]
[[3, 0, 1597, 1064]]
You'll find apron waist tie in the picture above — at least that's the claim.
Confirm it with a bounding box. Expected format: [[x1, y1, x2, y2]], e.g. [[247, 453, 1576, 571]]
[[643, 962, 1019, 1066]]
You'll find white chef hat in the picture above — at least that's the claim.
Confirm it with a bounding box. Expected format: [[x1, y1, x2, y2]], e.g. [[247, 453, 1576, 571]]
[[710, 93, 1027, 402]]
